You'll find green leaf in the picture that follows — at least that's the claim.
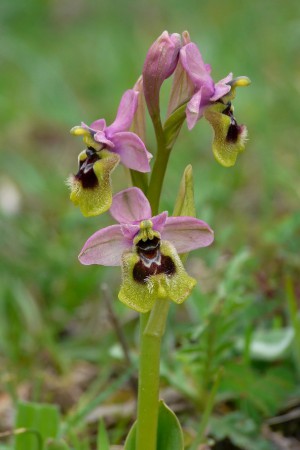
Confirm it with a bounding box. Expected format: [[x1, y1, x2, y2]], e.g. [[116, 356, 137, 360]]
[[210, 412, 272, 450], [220, 363, 295, 417], [15, 402, 60, 450], [124, 401, 184, 450], [123, 422, 135, 450], [97, 420, 110, 450], [163, 103, 186, 150], [156, 401, 184, 450]]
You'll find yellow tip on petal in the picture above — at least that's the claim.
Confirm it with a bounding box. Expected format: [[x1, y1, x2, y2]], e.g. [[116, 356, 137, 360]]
[[230, 76, 251, 88], [70, 126, 89, 136]]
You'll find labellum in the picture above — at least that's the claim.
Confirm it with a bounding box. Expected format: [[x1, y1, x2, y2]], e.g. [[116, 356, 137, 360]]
[[133, 236, 176, 283], [119, 239, 196, 313], [221, 102, 242, 144], [75, 148, 101, 189], [67, 149, 120, 217], [204, 101, 247, 168]]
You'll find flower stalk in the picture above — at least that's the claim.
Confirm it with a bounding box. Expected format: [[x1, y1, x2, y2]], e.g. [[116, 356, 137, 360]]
[[136, 96, 172, 449], [147, 143, 171, 216], [136, 300, 170, 450], [135, 162, 202, 450]]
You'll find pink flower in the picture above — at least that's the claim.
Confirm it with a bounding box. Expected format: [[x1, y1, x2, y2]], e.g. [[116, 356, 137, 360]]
[[179, 40, 251, 166], [180, 43, 232, 130], [71, 89, 152, 172], [79, 187, 214, 312], [68, 90, 152, 217]]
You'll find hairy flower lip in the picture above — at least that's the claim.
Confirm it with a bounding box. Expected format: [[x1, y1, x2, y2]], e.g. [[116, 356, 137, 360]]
[[118, 239, 197, 312], [204, 102, 248, 168], [133, 242, 176, 284], [68, 150, 120, 217], [226, 123, 241, 143], [74, 151, 101, 189]]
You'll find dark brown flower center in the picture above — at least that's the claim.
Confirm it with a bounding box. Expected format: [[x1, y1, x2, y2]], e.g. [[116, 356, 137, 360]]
[[222, 102, 241, 143], [75, 148, 100, 189], [133, 237, 176, 284]]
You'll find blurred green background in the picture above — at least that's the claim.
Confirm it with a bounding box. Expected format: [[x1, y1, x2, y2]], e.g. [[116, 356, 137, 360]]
[[1, 0, 300, 448]]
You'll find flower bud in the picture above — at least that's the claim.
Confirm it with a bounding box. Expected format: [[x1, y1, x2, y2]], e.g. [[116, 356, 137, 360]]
[[143, 31, 181, 118], [167, 31, 194, 117]]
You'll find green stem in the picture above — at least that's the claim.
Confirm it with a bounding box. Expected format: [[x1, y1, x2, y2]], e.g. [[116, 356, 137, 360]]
[[136, 300, 170, 450], [146, 114, 169, 215], [130, 170, 149, 193], [151, 113, 165, 150], [139, 311, 150, 342], [135, 111, 172, 450], [147, 147, 171, 215]]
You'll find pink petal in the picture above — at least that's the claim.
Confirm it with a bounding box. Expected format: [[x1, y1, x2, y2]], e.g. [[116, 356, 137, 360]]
[[161, 216, 214, 254], [121, 223, 140, 241], [205, 63, 212, 74], [218, 73, 233, 85], [106, 90, 139, 135], [111, 131, 152, 172], [180, 43, 214, 90], [165, 33, 182, 78], [186, 83, 216, 129], [94, 130, 115, 148], [151, 211, 168, 233], [110, 187, 152, 223], [186, 90, 202, 130], [89, 118, 107, 132], [210, 73, 232, 102], [79, 225, 130, 266]]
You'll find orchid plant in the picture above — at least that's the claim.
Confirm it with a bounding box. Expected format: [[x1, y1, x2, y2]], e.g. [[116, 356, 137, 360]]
[[68, 30, 250, 450]]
